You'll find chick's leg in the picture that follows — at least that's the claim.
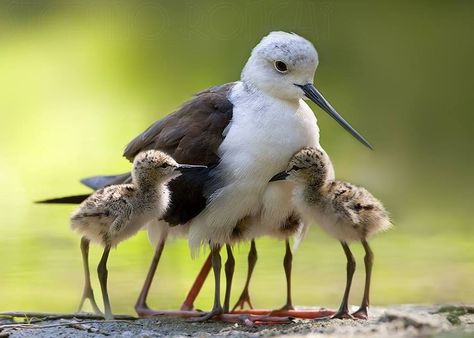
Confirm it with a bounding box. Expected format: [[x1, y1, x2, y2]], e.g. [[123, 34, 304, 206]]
[[332, 241, 356, 319], [352, 240, 373, 319], [77, 237, 103, 315], [97, 245, 113, 320]]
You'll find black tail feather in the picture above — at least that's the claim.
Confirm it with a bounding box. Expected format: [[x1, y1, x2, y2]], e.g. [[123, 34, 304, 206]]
[[80, 173, 131, 190], [36, 173, 130, 206], [36, 194, 90, 204]]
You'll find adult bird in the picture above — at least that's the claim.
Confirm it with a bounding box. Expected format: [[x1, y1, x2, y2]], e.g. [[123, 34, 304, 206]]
[[40, 31, 371, 320]]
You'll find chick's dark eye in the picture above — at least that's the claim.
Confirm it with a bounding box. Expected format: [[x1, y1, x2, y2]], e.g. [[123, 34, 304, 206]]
[[274, 60, 288, 73], [159, 163, 169, 168], [291, 165, 301, 171]]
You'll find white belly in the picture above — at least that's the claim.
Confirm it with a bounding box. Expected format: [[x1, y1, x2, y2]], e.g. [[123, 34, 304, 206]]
[[188, 82, 321, 252], [112, 212, 151, 244], [237, 180, 297, 241]]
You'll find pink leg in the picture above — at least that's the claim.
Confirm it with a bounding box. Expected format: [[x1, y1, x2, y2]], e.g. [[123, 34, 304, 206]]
[[213, 313, 293, 325], [233, 309, 336, 319], [180, 253, 212, 311], [135, 232, 167, 317]]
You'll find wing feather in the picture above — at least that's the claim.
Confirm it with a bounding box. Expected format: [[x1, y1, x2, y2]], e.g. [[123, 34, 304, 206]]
[[123, 83, 235, 166]]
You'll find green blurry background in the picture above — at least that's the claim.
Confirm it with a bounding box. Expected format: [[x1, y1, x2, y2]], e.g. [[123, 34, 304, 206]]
[[0, 1, 473, 314]]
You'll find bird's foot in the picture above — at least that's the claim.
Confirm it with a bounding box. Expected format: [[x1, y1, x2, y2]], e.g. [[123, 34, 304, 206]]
[[179, 301, 205, 312], [179, 303, 194, 311], [135, 302, 153, 317], [269, 303, 294, 316], [104, 311, 114, 321], [201, 313, 293, 325], [77, 288, 103, 316], [274, 309, 336, 319], [188, 306, 223, 322], [231, 289, 253, 311], [233, 308, 336, 319], [331, 310, 355, 320], [240, 314, 293, 325], [278, 304, 295, 311], [136, 303, 202, 318], [351, 307, 368, 320]]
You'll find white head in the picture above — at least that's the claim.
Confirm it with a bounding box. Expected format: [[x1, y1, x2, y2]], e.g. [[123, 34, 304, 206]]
[[242, 31, 318, 101], [241, 31, 372, 150]]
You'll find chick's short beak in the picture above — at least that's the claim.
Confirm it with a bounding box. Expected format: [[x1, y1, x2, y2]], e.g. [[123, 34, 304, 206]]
[[176, 164, 208, 173], [269, 171, 289, 182]]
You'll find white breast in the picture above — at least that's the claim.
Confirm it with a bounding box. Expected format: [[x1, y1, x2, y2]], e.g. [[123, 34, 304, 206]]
[[188, 82, 321, 252]]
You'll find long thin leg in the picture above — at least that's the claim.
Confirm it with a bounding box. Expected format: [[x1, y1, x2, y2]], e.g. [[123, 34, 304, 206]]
[[190, 245, 223, 321], [352, 240, 373, 319], [180, 253, 212, 311], [277, 239, 294, 311], [232, 239, 257, 311], [135, 232, 167, 316], [223, 244, 235, 312], [135, 230, 212, 317], [77, 237, 103, 315], [333, 241, 356, 319], [97, 245, 112, 320], [232, 240, 335, 320], [134, 241, 289, 324]]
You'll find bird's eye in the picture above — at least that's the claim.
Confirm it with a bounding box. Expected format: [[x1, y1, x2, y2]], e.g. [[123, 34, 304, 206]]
[[274, 60, 288, 73], [159, 163, 169, 168], [291, 165, 301, 171]]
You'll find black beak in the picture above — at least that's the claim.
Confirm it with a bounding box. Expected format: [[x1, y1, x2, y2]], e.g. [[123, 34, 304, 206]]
[[176, 164, 207, 173], [295, 83, 373, 150], [269, 171, 289, 182]]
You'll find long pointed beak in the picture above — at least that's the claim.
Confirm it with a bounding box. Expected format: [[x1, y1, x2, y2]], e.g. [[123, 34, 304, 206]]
[[176, 164, 207, 173], [269, 171, 289, 182], [295, 83, 373, 150]]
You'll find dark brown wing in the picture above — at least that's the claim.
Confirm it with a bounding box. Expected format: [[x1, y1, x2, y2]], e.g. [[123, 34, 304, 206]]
[[123, 83, 235, 166], [125, 83, 235, 225]]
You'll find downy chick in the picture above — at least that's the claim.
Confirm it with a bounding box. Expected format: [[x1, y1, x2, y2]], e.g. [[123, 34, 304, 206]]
[[270, 147, 391, 319], [71, 150, 203, 319]]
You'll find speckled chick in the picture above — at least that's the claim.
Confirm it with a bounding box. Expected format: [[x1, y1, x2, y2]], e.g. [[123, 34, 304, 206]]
[[270, 147, 391, 320], [70, 150, 200, 320]]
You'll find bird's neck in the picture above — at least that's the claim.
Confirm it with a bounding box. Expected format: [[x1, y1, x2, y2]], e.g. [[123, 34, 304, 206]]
[[136, 177, 163, 196], [303, 179, 326, 204]]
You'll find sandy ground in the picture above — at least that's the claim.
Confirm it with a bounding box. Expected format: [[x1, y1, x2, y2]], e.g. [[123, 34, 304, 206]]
[[1, 305, 473, 337]]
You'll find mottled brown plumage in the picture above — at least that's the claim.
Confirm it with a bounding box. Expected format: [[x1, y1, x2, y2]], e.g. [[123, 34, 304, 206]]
[[71, 150, 179, 247], [71, 150, 184, 320], [273, 147, 391, 319]]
